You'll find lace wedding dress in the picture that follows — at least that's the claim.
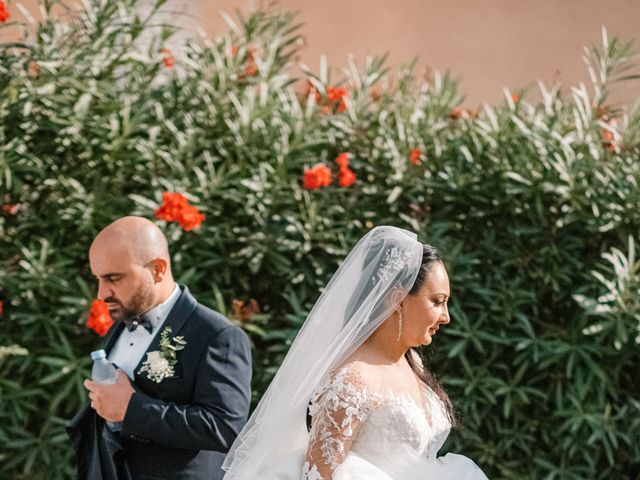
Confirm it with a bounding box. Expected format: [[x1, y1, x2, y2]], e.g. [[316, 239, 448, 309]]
[[298, 363, 489, 480], [222, 227, 488, 480]]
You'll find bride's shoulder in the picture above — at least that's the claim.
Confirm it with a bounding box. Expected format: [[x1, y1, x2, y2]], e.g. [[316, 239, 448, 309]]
[[329, 359, 383, 390], [310, 360, 380, 406]]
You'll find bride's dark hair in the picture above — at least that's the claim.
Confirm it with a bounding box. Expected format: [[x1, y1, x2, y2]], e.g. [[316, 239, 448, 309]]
[[306, 238, 457, 432], [405, 244, 458, 428]]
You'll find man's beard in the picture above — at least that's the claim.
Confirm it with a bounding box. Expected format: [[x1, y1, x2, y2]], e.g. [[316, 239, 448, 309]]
[[106, 280, 155, 321]]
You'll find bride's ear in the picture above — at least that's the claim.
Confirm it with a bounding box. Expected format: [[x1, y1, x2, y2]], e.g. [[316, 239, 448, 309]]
[[389, 288, 406, 308]]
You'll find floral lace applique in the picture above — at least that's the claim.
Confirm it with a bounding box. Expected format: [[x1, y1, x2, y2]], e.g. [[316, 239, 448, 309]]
[[302, 361, 452, 479], [303, 366, 373, 479], [372, 246, 412, 285]]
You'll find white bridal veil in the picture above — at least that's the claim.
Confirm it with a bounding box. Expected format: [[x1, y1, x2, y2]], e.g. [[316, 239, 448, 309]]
[[223, 226, 424, 478]]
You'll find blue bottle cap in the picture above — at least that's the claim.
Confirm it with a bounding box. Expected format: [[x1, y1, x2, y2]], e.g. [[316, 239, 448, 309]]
[[90, 349, 107, 361]]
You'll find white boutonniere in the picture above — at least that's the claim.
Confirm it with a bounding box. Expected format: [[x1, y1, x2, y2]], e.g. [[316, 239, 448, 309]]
[[139, 326, 187, 383]]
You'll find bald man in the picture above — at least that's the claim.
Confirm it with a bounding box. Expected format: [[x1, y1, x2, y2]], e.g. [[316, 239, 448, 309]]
[[69, 216, 252, 480]]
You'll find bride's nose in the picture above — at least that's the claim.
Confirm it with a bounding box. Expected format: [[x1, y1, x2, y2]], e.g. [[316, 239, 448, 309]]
[[441, 306, 450, 324]]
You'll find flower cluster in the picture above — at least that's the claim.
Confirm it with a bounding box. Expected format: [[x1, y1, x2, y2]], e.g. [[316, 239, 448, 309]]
[[305, 82, 349, 113], [228, 44, 239, 58], [449, 106, 478, 120], [408, 148, 422, 166], [245, 46, 258, 76], [232, 298, 260, 323], [601, 127, 619, 153], [2, 203, 18, 215], [336, 153, 356, 187], [600, 116, 620, 153], [0, 1, 9, 23], [160, 48, 175, 69], [27, 61, 40, 78], [303, 163, 332, 190], [139, 327, 186, 383], [155, 192, 205, 231], [369, 86, 382, 102], [303, 153, 358, 190], [327, 86, 348, 113], [227, 44, 259, 77], [139, 351, 173, 382], [87, 299, 113, 337]]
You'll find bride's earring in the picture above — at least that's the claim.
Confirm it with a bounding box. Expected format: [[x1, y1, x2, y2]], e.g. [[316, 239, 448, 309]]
[[397, 309, 403, 342]]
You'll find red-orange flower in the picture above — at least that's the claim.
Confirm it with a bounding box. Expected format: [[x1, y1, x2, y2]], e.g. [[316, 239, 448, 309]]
[[601, 118, 621, 153], [178, 204, 206, 232], [327, 86, 347, 102], [449, 107, 477, 120], [87, 299, 113, 337], [160, 48, 175, 69], [327, 86, 348, 112], [409, 148, 422, 166], [0, 1, 9, 23], [155, 192, 189, 222], [232, 299, 260, 323], [335, 152, 350, 168], [27, 61, 40, 78], [2, 203, 17, 215], [155, 192, 205, 231], [245, 46, 258, 76], [0, 300, 3, 316], [303, 164, 332, 190], [339, 168, 357, 187], [335, 152, 356, 187], [593, 103, 609, 121], [246, 63, 258, 76], [511, 93, 520, 103], [303, 169, 321, 190], [602, 128, 617, 153]]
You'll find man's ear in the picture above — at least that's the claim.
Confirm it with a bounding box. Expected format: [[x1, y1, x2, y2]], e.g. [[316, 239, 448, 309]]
[[150, 258, 168, 282]]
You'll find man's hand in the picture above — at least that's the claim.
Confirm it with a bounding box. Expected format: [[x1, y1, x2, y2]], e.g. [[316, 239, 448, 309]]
[[84, 369, 135, 422]]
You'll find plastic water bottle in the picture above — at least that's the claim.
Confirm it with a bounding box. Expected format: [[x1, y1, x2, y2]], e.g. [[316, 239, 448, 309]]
[[90, 349, 122, 432]]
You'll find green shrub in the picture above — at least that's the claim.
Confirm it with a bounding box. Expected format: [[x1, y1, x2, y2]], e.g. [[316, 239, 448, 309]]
[[1, 1, 639, 478]]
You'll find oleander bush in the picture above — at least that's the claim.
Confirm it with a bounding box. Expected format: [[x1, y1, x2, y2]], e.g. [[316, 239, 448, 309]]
[[1, 1, 639, 478]]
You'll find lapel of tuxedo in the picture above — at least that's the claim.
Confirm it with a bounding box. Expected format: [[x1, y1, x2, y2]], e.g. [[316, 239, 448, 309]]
[[132, 285, 198, 381], [104, 321, 126, 354]]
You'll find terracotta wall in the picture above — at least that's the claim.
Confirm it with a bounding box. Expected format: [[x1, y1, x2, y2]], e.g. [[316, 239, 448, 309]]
[[4, 0, 640, 105]]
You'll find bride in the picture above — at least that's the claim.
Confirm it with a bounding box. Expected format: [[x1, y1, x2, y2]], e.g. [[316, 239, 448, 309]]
[[223, 226, 489, 479]]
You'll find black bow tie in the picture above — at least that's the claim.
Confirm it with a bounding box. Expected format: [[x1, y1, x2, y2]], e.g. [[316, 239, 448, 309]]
[[125, 314, 153, 333]]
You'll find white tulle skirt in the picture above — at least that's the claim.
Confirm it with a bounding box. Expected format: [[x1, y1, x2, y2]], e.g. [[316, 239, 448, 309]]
[[334, 452, 488, 480], [255, 450, 489, 480]]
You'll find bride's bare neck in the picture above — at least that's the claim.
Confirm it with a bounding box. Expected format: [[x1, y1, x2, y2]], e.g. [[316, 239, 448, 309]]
[[357, 314, 408, 366]]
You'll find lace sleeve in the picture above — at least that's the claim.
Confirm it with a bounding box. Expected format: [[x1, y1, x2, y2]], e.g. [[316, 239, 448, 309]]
[[302, 366, 371, 480]]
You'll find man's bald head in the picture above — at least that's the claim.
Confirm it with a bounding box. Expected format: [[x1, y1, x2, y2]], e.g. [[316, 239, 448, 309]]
[[89, 216, 175, 321], [90, 216, 170, 267]]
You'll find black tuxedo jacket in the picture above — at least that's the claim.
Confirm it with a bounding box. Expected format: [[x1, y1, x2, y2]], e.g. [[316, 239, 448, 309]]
[[69, 286, 252, 480]]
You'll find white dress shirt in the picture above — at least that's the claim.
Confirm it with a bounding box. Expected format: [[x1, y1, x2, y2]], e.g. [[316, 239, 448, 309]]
[[108, 284, 181, 379]]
